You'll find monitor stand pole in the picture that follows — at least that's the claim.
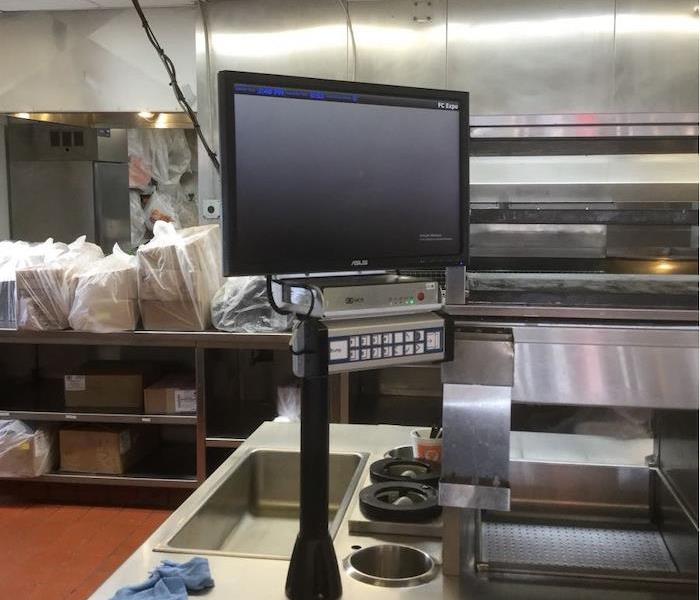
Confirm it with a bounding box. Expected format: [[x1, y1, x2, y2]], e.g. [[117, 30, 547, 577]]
[[286, 317, 342, 600]]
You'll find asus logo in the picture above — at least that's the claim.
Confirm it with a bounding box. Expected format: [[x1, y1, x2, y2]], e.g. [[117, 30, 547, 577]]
[[350, 259, 368, 267]]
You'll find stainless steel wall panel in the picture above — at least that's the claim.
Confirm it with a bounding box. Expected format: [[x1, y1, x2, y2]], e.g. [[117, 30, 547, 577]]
[[613, 0, 699, 113], [446, 0, 616, 114], [347, 0, 447, 88], [0, 7, 196, 112], [512, 326, 700, 410], [196, 0, 349, 214], [470, 223, 606, 258]]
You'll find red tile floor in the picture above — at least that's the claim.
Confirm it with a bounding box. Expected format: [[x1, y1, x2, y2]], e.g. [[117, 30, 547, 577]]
[[0, 503, 171, 600]]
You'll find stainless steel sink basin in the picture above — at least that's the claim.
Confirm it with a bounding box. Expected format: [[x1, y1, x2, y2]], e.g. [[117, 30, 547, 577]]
[[157, 449, 367, 560]]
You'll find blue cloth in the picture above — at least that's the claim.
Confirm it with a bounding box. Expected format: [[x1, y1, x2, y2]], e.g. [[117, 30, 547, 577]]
[[111, 557, 215, 600]]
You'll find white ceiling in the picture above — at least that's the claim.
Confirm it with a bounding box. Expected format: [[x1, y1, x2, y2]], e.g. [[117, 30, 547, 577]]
[[0, 0, 193, 10]]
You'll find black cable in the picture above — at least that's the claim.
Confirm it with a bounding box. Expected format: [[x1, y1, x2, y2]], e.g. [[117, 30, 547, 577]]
[[265, 275, 316, 321], [131, 0, 220, 172]]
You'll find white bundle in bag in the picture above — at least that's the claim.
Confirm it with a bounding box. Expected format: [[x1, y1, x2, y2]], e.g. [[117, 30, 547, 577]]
[[137, 222, 222, 331], [16, 236, 103, 331], [69, 244, 140, 333], [0, 420, 55, 477]]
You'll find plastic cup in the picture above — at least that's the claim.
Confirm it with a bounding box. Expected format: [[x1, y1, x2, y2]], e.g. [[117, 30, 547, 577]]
[[411, 428, 443, 463]]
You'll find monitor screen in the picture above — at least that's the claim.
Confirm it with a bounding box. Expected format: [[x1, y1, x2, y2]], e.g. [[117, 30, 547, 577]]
[[218, 72, 468, 275]]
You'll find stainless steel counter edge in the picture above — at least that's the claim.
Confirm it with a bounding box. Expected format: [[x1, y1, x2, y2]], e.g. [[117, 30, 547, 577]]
[[445, 304, 699, 323]]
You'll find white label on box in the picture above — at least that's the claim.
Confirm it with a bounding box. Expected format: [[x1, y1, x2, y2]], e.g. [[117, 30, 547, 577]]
[[426, 282, 437, 290], [64, 375, 86, 392], [174, 390, 197, 413], [119, 430, 131, 454]]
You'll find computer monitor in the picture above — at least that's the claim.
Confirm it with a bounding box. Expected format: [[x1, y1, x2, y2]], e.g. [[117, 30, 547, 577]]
[[218, 71, 469, 276]]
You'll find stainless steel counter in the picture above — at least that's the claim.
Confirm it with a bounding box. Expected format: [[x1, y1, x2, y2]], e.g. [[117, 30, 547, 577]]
[[89, 423, 692, 599]]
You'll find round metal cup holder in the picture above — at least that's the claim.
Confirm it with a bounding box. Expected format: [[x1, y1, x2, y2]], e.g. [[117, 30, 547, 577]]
[[384, 445, 414, 460], [343, 544, 439, 588]]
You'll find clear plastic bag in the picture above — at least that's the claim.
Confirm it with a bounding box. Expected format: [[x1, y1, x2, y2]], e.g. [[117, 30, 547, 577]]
[[274, 384, 301, 423], [211, 276, 294, 333], [143, 189, 181, 232], [137, 222, 222, 331], [0, 420, 55, 477], [16, 236, 103, 331], [68, 244, 140, 333], [128, 129, 192, 188], [130, 190, 147, 248]]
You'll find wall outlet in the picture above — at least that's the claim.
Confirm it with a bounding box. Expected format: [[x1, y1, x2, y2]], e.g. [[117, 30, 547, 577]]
[[202, 198, 221, 219]]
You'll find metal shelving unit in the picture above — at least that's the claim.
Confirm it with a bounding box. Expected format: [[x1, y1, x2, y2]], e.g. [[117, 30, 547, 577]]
[[0, 328, 295, 490], [0, 409, 197, 426], [205, 436, 245, 449], [29, 473, 199, 489], [0, 328, 292, 349]]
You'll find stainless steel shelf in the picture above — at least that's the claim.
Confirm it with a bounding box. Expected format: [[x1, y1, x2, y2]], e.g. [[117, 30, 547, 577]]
[[0, 472, 198, 488], [206, 437, 245, 449], [0, 328, 292, 350], [0, 409, 196, 426], [31, 472, 198, 488]]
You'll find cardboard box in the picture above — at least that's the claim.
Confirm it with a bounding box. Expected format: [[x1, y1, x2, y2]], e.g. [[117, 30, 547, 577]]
[[144, 375, 197, 415], [0, 427, 56, 477], [64, 361, 158, 412], [59, 425, 156, 475]]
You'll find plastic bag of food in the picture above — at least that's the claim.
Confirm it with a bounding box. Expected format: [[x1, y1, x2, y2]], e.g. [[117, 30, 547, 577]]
[[137, 222, 222, 331], [143, 189, 181, 232], [211, 277, 294, 333], [68, 244, 140, 333], [0, 420, 55, 477], [128, 129, 192, 188], [0, 239, 57, 328], [16, 236, 103, 331]]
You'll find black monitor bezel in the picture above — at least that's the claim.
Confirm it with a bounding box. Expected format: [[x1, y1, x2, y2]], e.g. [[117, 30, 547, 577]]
[[218, 70, 469, 276]]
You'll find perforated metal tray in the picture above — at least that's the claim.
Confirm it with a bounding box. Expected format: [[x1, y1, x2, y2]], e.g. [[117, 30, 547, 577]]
[[478, 518, 684, 583]]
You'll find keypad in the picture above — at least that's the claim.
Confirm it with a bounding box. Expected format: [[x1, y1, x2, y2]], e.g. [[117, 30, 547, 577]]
[[328, 327, 443, 364]]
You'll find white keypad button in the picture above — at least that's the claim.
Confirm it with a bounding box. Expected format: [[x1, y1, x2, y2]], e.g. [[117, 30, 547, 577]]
[[394, 345, 404, 357], [371, 334, 382, 346], [371, 347, 382, 359], [405, 331, 414, 343], [361, 335, 371, 347], [349, 336, 359, 348], [382, 333, 393, 345], [415, 343, 425, 354], [360, 348, 371, 360], [404, 344, 414, 355], [426, 331, 441, 351], [416, 330, 425, 342], [329, 340, 348, 361], [350, 349, 359, 361], [383, 346, 393, 358], [393, 332, 404, 344]]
